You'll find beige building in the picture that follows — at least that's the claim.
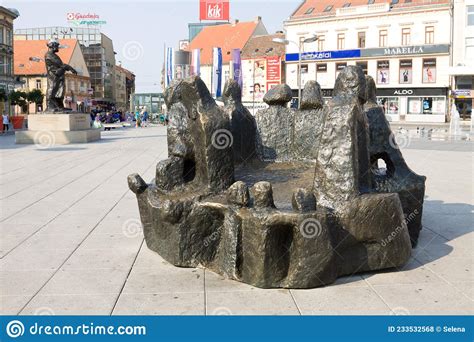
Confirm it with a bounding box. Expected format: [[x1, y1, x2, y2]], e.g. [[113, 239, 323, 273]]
[[14, 38, 91, 113], [0, 6, 20, 115], [114, 65, 127, 111]]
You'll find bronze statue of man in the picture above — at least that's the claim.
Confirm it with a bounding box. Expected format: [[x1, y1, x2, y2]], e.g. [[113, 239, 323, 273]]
[[45, 39, 77, 112]]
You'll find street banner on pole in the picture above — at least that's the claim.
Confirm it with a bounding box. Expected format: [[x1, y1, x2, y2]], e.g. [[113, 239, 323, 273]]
[[212, 47, 222, 98], [192, 49, 201, 76], [165, 47, 174, 88], [232, 48, 242, 89]]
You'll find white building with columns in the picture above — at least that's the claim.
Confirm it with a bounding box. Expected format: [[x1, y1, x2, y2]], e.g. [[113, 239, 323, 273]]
[[283, 0, 452, 122]]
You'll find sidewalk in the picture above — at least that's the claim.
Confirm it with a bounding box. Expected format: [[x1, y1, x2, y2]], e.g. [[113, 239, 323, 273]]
[[0, 127, 472, 315]]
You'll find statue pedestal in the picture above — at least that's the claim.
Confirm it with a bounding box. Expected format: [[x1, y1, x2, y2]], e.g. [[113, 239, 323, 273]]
[[15, 113, 100, 144]]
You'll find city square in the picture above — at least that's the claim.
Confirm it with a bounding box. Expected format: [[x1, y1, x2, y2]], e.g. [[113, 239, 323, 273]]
[[0, 0, 473, 340]]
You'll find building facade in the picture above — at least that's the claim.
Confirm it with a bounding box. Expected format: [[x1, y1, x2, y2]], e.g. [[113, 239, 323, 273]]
[[0, 6, 20, 115], [241, 33, 286, 113], [284, 0, 451, 122], [449, 0, 474, 119], [15, 26, 116, 109], [14, 39, 91, 113], [187, 17, 268, 96], [132, 93, 164, 114]]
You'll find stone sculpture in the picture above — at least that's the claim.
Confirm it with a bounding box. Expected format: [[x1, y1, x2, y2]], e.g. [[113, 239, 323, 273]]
[[45, 39, 77, 112], [128, 67, 426, 289]]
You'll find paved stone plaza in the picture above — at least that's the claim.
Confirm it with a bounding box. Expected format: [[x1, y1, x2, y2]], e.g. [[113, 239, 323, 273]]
[[0, 126, 472, 315]]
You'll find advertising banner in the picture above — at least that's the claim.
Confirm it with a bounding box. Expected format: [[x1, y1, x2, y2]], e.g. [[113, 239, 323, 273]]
[[232, 49, 242, 89], [199, 0, 230, 21], [192, 49, 200, 76], [212, 47, 223, 98]]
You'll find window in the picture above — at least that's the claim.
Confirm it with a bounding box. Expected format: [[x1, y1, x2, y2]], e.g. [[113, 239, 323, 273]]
[[356, 61, 368, 74], [466, 37, 474, 60], [6, 29, 12, 46], [299, 64, 309, 74], [358, 32, 366, 48], [343, 3, 351, 7], [378, 97, 400, 115], [391, 0, 399, 4], [0, 56, 4, 76], [36, 79, 42, 89], [379, 30, 387, 47], [335, 62, 347, 78], [337, 33, 345, 50], [305, 7, 314, 14], [468, 5, 474, 26], [316, 63, 328, 72], [422, 58, 436, 83], [324, 5, 333, 12], [425, 26, 434, 44], [402, 28, 411, 45], [377, 60, 390, 84], [317, 35, 325, 51], [0, 28, 3, 44], [399, 60, 412, 84], [408, 97, 445, 114], [368, 0, 375, 3]]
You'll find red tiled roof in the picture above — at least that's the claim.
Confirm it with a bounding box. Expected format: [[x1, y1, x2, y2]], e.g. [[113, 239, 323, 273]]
[[291, 0, 449, 18], [188, 20, 262, 64], [241, 33, 286, 59], [14, 39, 78, 75]]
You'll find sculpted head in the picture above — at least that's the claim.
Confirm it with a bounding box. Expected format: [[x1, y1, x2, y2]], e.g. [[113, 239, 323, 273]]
[[333, 65, 367, 104]]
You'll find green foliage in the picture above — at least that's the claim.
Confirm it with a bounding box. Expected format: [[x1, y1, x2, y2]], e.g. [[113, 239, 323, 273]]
[[9, 90, 28, 107], [27, 88, 44, 105]]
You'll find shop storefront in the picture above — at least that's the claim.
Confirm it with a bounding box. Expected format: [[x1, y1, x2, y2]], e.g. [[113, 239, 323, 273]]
[[376, 88, 447, 122]]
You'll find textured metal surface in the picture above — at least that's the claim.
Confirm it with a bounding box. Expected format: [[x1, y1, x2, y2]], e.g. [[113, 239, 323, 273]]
[[128, 69, 425, 289]]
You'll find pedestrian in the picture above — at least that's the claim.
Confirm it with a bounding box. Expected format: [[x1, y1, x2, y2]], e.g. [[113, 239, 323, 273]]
[[2, 112, 9, 133], [135, 110, 141, 128]]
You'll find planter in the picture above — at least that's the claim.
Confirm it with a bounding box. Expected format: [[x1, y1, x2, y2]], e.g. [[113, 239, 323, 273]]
[[11, 116, 25, 129]]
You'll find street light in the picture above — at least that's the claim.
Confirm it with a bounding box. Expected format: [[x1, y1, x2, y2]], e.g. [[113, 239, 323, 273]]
[[273, 35, 318, 108]]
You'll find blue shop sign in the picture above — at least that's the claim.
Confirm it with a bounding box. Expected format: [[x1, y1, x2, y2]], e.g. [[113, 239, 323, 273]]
[[286, 49, 361, 61]]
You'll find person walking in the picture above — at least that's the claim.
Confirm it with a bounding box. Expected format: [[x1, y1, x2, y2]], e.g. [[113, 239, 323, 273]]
[[135, 110, 141, 128], [2, 113, 9, 133]]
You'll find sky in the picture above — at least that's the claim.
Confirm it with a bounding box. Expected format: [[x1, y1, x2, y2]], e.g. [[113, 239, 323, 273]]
[[4, 0, 300, 93]]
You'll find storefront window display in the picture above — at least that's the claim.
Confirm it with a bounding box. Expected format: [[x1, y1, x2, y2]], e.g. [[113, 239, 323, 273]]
[[399, 60, 412, 84], [377, 60, 390, 85], [407, 96, 445, 114], [377, 97, 400, 115], [422, 58, 436, 83]]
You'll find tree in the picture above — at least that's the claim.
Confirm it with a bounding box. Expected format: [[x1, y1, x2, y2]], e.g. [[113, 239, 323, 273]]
[[9, 90, 28, 114], [27, 89, 44, 114]]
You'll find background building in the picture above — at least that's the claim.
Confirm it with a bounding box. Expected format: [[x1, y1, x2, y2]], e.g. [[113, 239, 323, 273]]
[[449, 0, 474, 119], [15, 26, 117, 110], [284, 0, 451, 122], [241, 32, 286, 113], [132, 93, 164, 115], [187, 17, 268, 94], [0, 6, 20, 115], [14, 39, 91, 113], [188, 22, 227, 41]]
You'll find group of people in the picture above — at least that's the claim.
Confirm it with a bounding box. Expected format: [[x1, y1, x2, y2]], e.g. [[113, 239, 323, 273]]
[[88, 108, 150, 129]]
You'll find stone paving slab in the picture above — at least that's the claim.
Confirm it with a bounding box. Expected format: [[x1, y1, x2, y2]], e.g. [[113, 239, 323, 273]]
[[0, 127, 472, 315]]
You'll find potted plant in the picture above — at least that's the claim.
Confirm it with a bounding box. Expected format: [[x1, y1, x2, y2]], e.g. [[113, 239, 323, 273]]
[[8, 90, 27, 129], [27, 89, 44, 114]]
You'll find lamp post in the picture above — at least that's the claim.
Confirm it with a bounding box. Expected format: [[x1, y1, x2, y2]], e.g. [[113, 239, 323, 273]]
[[273, 35, 318, 108]]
